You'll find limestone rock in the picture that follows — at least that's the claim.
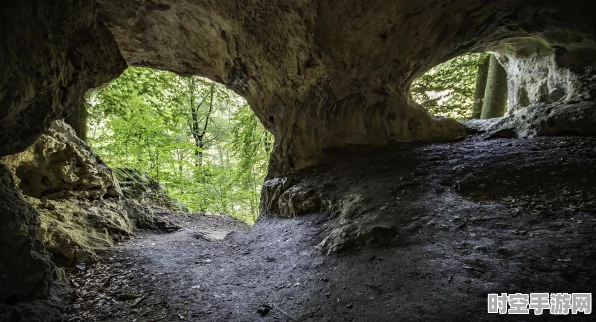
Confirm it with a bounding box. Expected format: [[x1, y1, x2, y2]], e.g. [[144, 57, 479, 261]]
[[93, 0, 596, 174], [0, 0, 126, 157], [318, 223, 397, 254], [260, 177, 322, 217], [3, 0, 596, 176], [465, 101, 596, 139], [2, 121, 154, 264], [0, 164, 53, 303], [31, 197, 138, 263], [261, 180, 396, 253], [316, 194, 399, 253], [2, 0, 596, 305], [114, 168, 190, 213], [2, 120, 121, 200], [490, 35, 596, 113]]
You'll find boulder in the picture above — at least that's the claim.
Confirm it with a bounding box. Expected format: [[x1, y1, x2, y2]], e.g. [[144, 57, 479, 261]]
[[465, 101, 596, 139], [0, 164, 53, 303], [114, 168, 190, 212], [2, 121, 155, 264], [3, 120, 121, 200]]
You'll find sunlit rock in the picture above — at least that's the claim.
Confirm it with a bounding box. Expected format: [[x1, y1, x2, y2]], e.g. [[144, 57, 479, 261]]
[[465, 101, 596, 138], [2, 121, 154, 264]]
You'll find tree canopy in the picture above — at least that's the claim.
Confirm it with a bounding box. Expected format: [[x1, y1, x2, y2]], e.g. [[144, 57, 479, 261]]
[[87, 67, 271, 224]]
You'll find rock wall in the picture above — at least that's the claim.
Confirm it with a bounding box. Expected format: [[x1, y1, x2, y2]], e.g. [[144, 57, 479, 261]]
[[465, 101, 596, 139], [0, 165, 53, 303], [491, 33, 596, 113], [2, 121, 155, 265], [0, 0, 126, 157], [92, 0, 596, 175], [2, 1, 596, 175]]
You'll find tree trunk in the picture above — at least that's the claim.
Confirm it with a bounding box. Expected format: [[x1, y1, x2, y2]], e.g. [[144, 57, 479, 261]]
[[188, 79, 214, 168], [472, 54, 490, 119], [65, 100, 88, 142], [481, 54, 508, 119], [196, 86, 214, 166]]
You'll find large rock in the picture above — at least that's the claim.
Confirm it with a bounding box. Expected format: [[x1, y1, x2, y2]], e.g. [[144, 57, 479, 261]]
[[114, 168, 190, 212], [0, 0, 126, 157], [465, 101, 596, 139], [2, 121, 154, 264], [491, 35, 596, 113], [0, 164, 53, 303], [3, 120, 121, 200]]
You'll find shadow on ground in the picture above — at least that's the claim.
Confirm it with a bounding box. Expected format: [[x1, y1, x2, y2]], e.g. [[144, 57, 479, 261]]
[[65, 136, 596, 322]]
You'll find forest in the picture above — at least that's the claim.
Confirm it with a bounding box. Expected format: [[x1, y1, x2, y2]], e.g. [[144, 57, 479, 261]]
[[85, 67, 271, 224], [84, 53, 505, 224]]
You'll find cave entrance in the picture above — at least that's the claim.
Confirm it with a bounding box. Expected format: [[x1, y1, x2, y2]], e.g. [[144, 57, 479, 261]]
[[82, 67, 272, 225], [411, 53, 509, 120]]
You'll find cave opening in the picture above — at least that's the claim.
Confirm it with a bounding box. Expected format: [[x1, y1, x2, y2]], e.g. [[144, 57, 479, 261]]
[[411, 53, 509, 121], [3, 0, 596, 321], [83, 67, 272, 225]]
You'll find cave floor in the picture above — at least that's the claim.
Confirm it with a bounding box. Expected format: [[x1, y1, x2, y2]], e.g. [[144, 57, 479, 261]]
[[64, 136, 596, 322]]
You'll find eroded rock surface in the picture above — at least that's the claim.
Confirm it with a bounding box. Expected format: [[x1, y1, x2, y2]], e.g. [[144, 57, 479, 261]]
[[4, 0, 594, 177], [493, 35, 596, 112], [1, 121, 154, 264], [0, 164, 53, 303], [465, 101, 596, 139], [3, 121, 121, 200], [0, 0, 126, 157], [93, 0, 596, 174], [3, 0, 596, 310], [114, 168, 189, 213]]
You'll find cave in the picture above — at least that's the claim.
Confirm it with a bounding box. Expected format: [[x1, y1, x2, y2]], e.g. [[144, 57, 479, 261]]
[[2, 0, 596, 320]]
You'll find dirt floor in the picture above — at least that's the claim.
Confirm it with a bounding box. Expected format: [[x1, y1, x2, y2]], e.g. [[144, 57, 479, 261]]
[[63, 136, 596, 321]]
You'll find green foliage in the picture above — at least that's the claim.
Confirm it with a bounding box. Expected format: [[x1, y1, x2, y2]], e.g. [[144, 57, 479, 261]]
[[410, 54, 481, 120], [87, 67, 270, 224]]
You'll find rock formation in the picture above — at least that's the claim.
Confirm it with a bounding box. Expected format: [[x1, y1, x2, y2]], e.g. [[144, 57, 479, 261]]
[[0, 164, 53, 303], [3, 121, 121, 200], [493, 34, 596, 113], [1, 120, 155, 265], [0, 0, 126, 157], [2, 0, 596, 308], [3, 1, 596, 175], [114, 168, 190, 213]]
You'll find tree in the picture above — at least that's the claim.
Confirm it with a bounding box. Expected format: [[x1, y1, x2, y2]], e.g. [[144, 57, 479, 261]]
[[472, 54, 490, 119], [480, 54, 508, 119], [86, 67, 270, 224], [188, 79, 215, 167], [410, 54, 481, 119], [411, 53, 509, 120], [64, 100, 89, 142]]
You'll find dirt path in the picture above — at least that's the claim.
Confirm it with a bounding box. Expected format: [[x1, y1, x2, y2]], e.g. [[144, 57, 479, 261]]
[[66, 136, 596, 321]]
